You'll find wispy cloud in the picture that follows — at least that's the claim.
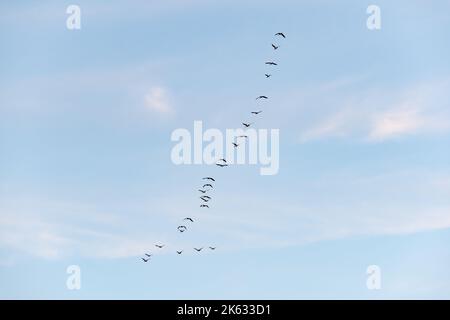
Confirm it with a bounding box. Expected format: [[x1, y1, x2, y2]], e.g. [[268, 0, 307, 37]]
[[297, 78, 450, 143], [144, 86, 174, 115]]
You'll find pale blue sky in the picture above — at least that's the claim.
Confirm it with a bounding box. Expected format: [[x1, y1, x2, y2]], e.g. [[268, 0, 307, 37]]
[[1, 0, 450, 299]]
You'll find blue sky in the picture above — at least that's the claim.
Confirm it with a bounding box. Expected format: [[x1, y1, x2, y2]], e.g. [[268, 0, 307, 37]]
[[1, 0, 450, 299]]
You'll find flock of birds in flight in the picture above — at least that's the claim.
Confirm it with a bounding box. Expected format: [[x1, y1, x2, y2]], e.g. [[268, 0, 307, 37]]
[[141, 32, 287, 263]]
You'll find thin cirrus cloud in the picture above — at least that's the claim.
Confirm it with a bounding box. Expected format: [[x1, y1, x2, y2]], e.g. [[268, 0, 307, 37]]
[[144, 86, 175, 115], [298, 78, 450, 143]]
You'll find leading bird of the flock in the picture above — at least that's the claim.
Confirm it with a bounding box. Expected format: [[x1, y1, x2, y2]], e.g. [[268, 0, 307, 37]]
[[242, 122, 253, 128], [203, 177, 215, 182], [265, 61, 277, 66], [275, 32, 286, 38], [256, 95, 268, 100]]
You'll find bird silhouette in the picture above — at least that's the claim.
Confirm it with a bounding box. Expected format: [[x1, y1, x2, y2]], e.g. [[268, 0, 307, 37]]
[[216, 163, 228, 167], [200, 204, 209, 208], [217, 158, 227, 163], [203, 177, 215, 182], [201, 195, 211, 200], [272, 44, 279, 50], [232, 142, 239, 148], [176, 250, 183, 255], [155, 244, 164, 249], [200, 196, 210, 202], [242, 122, 253, 128], [237, 135, 248, 138], [203, 184, 213, 189], [251, 111, 262, 115], [145, 253, 152, 258], [184, 217, 194, 222], [275, 32, 286, 38], [265, 61, 277, 66], [198, 189, 208, 193], [194, 247, 203, 252], [177, 225, 187, 232], [141, 258, 150, 262], [209, 247, 216, 250], [256, 95, 268, 100], [265, 74, 271, 78]]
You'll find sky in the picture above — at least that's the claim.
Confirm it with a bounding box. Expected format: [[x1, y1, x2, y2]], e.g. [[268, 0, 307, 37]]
[[1, 0, 450, 299]]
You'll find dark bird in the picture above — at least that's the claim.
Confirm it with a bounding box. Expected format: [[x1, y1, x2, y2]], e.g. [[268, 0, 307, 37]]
[[217, 158, 227, 163], [145, 253, 152, 258], [155, 244, 164, 249], [194, 247, 203, 252], [256, 95, 268, 100], [265, 61, 278, 66], [200, 204, 209, 208], [232, 142, 239, 148], [242, 122, 253, 128], [275, 32, 286, 38], [251, 111, 262, 115], [141, 258, 150, 262], [203, 184, 213, 189], [176, 250, 183, 255], [198, 189, 207, 193], [200, 197, 210, 202], [237, 135, 248, 138], [201, 195, 211, 200], [209, 247, 216, 250], [184, 217, 194, 222], [265, 74, 271, 78], [272, 44, 279, 50], [203, 177, 216, 182], [216, 163, 228, 167], [177, 225, 187, 232]]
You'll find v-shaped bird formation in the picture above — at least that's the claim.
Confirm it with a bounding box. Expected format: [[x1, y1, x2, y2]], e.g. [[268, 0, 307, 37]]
[[140, 31, 287, 263]]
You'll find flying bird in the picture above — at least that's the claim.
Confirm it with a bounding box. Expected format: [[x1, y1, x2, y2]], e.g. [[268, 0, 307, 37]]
[[272, 44, 279, 50], [203, 184, 213, 189], [200, 197, 210, 202], [242, 122, 253, 128], [203, 177, 216, 182], [232, 142, 239, 148], [183, 217, 194, 222], [176, 250, 183, 255], [209, 247, 216, 250], [265, 74, 271, 78], [198, 189, 207, 193], [237, 135, 248, 138], [145, 253, 152, 258], [256, 95, 268, 100], [265, 61, 277, 66], [141, 258, 150, 262], [155, 244, 164, 249], [216, 163, 228, 167], [275, 32, 286, 38], [201, 195, 211, 200], [177, 225, 187, 232], [200, 204, 209, 208], [217, 158, 227, 163], [251, 111, 262, 115], [194, 247, 203, 252]]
